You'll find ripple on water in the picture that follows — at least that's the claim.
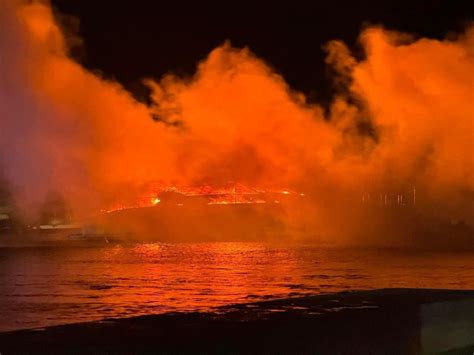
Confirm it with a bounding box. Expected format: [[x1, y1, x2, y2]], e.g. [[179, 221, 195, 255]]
[[1, 243, 474, 332]]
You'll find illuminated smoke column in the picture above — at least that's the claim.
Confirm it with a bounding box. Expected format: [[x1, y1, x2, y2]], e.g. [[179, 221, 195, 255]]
[[0, 1, 472, 243]]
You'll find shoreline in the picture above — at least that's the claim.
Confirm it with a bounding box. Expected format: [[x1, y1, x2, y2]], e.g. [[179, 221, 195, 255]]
[[2, 288, 474, 354]]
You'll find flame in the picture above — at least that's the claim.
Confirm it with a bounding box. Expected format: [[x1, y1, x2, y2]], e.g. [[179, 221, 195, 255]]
[[0, 1, 472, 245], [99, 182, 302, 213]]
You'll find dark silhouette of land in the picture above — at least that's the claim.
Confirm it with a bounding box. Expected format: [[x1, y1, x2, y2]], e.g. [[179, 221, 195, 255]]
[[1, 288, 474, 354]]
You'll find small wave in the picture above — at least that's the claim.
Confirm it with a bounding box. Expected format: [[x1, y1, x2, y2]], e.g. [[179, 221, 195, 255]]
[[88, 284, 114, 290]]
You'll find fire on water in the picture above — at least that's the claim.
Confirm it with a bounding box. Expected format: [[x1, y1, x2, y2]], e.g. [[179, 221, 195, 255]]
[[100, 182, 301, 214]]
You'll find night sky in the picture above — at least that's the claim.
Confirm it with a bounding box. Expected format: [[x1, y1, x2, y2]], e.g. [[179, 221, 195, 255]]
[[51, 1, 473, 105]]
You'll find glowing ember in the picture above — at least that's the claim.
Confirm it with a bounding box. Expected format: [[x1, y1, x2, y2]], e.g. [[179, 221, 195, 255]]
[[99, 183, 303, 214]]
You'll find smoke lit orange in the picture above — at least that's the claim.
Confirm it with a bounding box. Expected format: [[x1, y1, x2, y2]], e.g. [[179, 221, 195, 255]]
[[0, 0, 472, 246]]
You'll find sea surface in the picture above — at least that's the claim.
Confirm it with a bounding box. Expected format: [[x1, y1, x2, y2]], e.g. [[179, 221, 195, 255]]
[[1, 242, 474, 332]]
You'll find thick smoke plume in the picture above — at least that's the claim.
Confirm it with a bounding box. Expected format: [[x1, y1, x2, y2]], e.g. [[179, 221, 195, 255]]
[[0, 0, 472, 245]]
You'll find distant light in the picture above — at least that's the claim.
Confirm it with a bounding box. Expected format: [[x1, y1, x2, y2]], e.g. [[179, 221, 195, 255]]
[[300, 193, 305, 196], [282, 191, 290, 195], [274, 200, 280, 204], [151, 197, 161, 205]]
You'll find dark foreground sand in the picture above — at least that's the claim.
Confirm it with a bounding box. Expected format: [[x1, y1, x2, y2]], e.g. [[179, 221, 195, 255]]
[[1, 289, 474, 354]]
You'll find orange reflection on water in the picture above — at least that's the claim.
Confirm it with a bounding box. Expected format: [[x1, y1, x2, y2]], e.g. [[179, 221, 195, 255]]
[[2, 243, 474, 332]]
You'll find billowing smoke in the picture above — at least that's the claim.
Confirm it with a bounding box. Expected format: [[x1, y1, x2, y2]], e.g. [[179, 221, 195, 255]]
[[0, 0, 176, 213], [0, 0, 472, 246]]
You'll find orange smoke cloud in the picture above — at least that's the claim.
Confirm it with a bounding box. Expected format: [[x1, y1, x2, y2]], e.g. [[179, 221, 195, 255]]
[[0, 0, 175, 211], [145, 44, 338, 186], [330, 26, 474, 220], [0, 0, 472, 244]]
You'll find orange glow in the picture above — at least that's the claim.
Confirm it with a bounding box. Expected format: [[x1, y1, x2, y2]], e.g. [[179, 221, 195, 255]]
[[99, 182, 304, 213], [0, 1, 472, 245]]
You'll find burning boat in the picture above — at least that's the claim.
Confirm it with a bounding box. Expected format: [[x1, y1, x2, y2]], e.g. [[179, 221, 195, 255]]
[[93, 183, 307, 242], [89, 182, 474, 248]]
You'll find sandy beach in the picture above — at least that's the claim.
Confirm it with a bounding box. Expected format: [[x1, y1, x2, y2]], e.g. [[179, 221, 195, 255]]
[[1, 288, 473, 354]]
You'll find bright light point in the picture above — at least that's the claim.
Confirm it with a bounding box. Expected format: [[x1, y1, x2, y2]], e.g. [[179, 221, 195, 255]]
[[282, 191, 290, 195], [151, 197, 161, 205]]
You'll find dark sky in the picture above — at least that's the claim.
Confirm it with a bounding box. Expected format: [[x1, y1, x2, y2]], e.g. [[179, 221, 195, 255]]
[[51, 1, 473, 105]]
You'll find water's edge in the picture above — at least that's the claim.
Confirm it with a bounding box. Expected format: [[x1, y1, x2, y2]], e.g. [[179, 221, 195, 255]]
[[1, 288, 474, 354]]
